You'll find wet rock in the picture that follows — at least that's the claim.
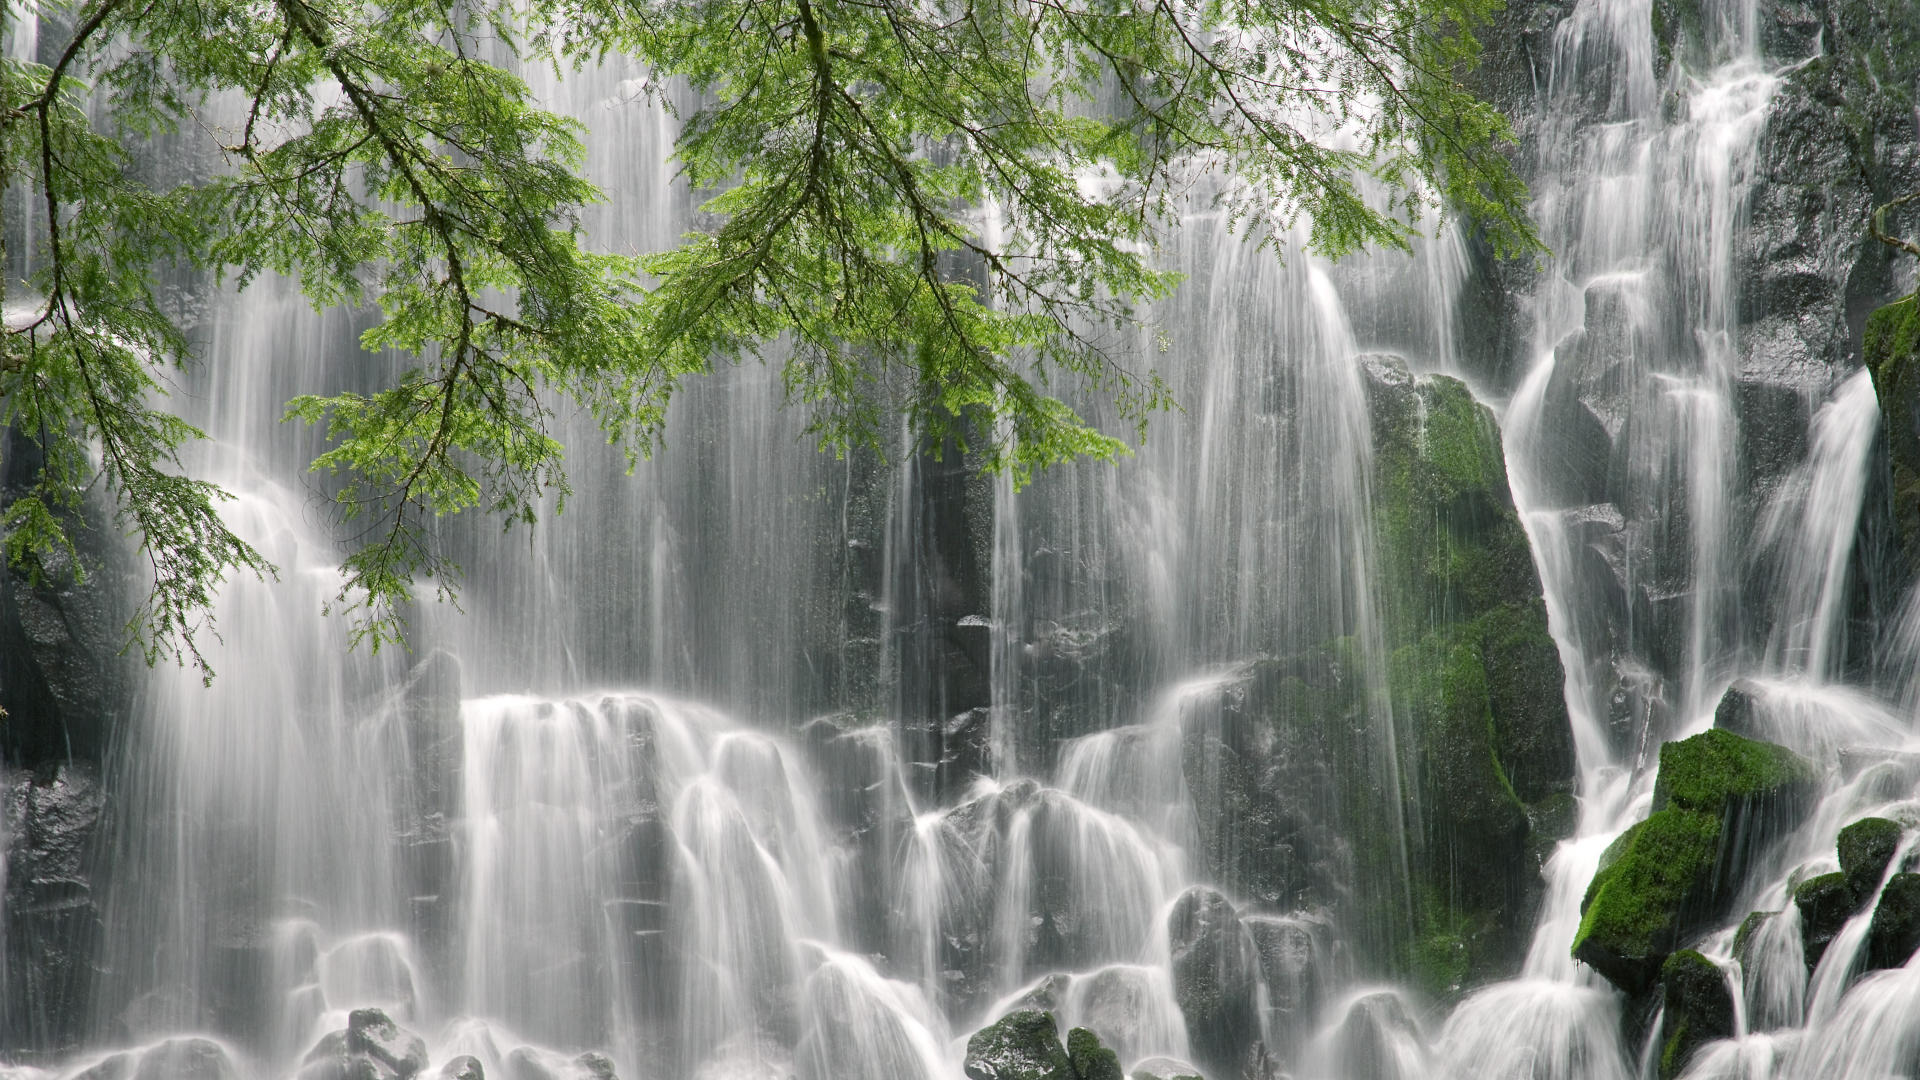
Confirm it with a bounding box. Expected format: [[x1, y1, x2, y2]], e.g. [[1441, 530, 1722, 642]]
[[1732, 910, 1776, 967], [300, 1011, 429, 1080], [1166, 887, 1259, 1078], [1246, 914, 1326, 1047], [130, 1039, 242, 1080], [1065, 1028, 1123, 1080], [1837, 817, 1904, 899], [1320, 991, 1423, 1080], [500, 1049, 620, 1080], [1794, 872, 1855, 969], [1711, 680, 1766, 739], [1867, 872, 1920, 971], [439, 1058, 484, 1080], [1575, 729, 1815, 994], [1657, 950, 1734, 1080], [963, 1010, 1073, 1080], [1869, 296, 1920, 582], [2, 763, 107, 1052], [1127, 1059, 1204, 1080]]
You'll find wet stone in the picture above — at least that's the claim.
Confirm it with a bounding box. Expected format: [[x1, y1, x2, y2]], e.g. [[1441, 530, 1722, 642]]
[[1065, 1028, 1123, 1080], [963, 1010, 1074, 1080], [1837, 817, 1904, 899], [1794, 872, 1855, 970], [1658, 950, 1734, 1080], [1868, 873, 1920, 971], [439, 1058, 484, 1080], [1166, 887, 1259, 1079]]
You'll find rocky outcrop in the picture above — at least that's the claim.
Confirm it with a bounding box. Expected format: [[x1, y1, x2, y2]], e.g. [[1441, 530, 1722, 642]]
[[1365, 358, 1578, 995], [1573, 731, 1815, 993], [2, 763, 107, 1054]]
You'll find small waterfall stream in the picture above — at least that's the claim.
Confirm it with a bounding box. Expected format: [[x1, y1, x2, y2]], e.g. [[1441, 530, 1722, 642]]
[[4, 0, 1919, 1074]]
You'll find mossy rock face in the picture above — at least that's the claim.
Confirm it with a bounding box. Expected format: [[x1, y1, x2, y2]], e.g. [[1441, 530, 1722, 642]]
[[1837, 817, 1904, 899], [1868, 873, 1920, 971], [1065, 1028, 1123, 1080], [1572, 808, 1722, 993], [1794, 872, 1856, 970], [1866, 295, 1920, 580], [1658, 950, 1734, 1080], [964, 1011, 1074, 1080], [1357, 356, 1578, 995], [1573, 731, 1815, 994]]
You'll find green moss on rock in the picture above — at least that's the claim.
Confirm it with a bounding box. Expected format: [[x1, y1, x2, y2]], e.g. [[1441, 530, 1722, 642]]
[[1837, 817, 1904, 899], [964, 1011, 1074, 1080], [1794, 872, 1856, 970], [1651, 729, 1816, 817], [1572, 809, 1723, 993], [1868, 873, 1920, 971], [1867, 295, 1920, 578], [1065, 1028, 1122, 1080]]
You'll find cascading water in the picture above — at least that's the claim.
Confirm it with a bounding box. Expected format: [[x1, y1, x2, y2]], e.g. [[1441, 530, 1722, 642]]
[[4, 0, 1919, 1073]]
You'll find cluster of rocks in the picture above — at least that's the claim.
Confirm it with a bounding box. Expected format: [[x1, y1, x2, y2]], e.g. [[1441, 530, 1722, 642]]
[[963, 1010, 1188, 1080], [299, 1008, 617, 1080]]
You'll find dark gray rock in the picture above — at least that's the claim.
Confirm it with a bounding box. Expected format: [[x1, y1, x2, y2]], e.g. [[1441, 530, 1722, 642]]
[[964, 1010, 1074, 1080], [1167, 887, 1259, 1080], [2, 763, 106, 1052], [1868, 872, 1920, 971], [1657, 950, 1734, 1080], [348, 1008, 428, 1079], [439, 1058, 484, 1080]]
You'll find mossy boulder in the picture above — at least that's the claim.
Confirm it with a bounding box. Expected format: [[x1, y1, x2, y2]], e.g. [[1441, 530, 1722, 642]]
[[1866, 295, 1920, 579], [1065, 1029, 1123, 1080], [1657, 950, 1734, 1080], [1650, 729, 1816, 821], [964, 1011, 1074, 1080], [1794, 872, 1855, 970], [1868, 873, 1920, 971], [1573, 731, 1815, 993], [1837, 817, 1904, 899], [1572, 808, 1723, 993]]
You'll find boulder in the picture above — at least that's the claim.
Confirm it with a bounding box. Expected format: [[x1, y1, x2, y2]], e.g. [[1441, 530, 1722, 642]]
[[1066, 1028, 1123, 1080], [1794, 873, 1855, 970], [1837, 817, 1904, 899], [1574, 731, 1816, 992], [964, 1011, 1074, 1080], [439, 1058, 484, 1080], [300, 1010, 429, 1080], [1657, 950, 1734, 1080], [1731, 910, 1776, 967], [1166, 887, 1259, 1078], [1868, 873, 1920, 971]]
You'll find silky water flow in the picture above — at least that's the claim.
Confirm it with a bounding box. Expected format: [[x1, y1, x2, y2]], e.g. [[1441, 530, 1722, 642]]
[[4, 0, 1920, 1075]]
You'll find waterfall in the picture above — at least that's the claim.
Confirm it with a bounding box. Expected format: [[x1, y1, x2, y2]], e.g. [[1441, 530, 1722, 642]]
[[6, 0, 1920, 1073]]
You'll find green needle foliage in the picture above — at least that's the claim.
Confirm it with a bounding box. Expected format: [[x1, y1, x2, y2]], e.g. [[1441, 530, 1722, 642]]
[[2, 0, 1536, 672]]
